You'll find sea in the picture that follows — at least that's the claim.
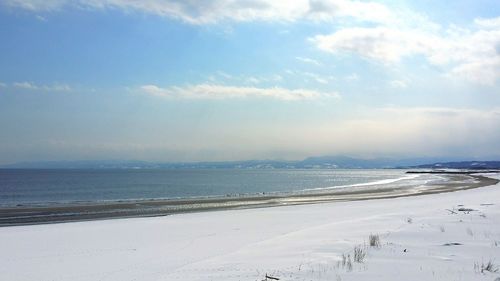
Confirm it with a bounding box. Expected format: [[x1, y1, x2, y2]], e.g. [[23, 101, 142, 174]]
[[0, 168, 433, 208]]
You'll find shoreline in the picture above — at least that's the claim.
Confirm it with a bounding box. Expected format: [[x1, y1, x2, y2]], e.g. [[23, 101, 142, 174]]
[[1, 173, 498, 227], [1, 173, 499, 280]]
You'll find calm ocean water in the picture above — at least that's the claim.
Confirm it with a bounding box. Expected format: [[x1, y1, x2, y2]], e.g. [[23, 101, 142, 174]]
[[0, 169, 415, 207]]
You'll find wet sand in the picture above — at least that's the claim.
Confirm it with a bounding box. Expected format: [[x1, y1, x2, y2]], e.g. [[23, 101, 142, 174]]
[[0, 173, 497, 226]]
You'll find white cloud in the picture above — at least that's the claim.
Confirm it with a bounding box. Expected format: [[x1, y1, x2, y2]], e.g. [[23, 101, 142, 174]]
[[4, 0, 66, 11], [306, 0, 392, 24], [286, 107, 500, 158], [49, 84, 72, 92], [270, 74, 283, 82], [389, 80, 407, 89], [311, 20, 500, 85], [311, 27, 440, 63], [245, 77, 261, 84], [13, 81, 72, 92], [0, 82, 7, 87], [301, 72, 329, 84], [285, 70, 334, 84], [212, 72, 283, 85], [216, 71, 233, 79], [450, 57, 500, 86], [4, 0, 394, 24], [13, 81, 39, 90], [140, 83, 339, 101], [344, 73, 359, 81], [474, 16, 500, 29], [296, 56, 322, 66]]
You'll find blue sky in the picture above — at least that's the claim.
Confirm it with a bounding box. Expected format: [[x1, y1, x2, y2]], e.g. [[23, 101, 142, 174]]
[[0, 0, 499, 164]]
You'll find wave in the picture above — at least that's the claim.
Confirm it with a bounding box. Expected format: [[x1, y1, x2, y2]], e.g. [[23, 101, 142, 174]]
[[302, 174, 421, 192]]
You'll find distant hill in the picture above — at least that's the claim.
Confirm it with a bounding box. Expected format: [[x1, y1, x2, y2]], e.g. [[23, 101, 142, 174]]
[[1, 156, 479, 169], [298, 156, 454, 169], [0, 160, 159, 169], [411, 161, 500, 170]]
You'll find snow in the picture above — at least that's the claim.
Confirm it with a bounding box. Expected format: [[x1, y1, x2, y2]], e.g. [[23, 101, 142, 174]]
[[1, 174, 500, 281]]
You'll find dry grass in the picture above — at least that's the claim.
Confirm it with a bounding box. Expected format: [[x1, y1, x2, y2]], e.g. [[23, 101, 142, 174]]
[[346, 257, 352, 271], [340, 254, 353, 271], [369, 234, 381, 248], [483, 260, 499, 273], [475, 259, 499, 273], [353, 245, 366, 263]]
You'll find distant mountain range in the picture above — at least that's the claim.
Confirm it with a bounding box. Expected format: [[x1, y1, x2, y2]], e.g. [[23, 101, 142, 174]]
[[412, 161, 500, 170], [3, 156, 499, 169]]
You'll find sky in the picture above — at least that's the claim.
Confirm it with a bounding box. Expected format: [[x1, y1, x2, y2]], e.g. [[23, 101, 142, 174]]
[[0, 0, 499, 164]]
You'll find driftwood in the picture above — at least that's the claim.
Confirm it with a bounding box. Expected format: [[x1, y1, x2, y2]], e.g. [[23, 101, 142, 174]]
[[264, 274, 280, 280], [458, 207, 475, 213], [445, 209, 457, 214]]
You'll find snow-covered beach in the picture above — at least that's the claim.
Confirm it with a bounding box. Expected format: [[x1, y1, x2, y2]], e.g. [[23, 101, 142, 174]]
[[1, 173, 500, 281]]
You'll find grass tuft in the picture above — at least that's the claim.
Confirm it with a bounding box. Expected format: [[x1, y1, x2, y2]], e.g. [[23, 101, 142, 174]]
[[369, 234, 381, 248], [346, 255, 353, 271], [483, 260, 499, 273], [340, 253, 353, 271], [353, 245, 366, 263], [475, 259, 499, 273]]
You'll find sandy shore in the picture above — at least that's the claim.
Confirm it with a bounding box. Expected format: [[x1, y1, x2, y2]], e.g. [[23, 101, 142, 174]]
[[0, 173, 499, 281], [0, 173, 497, 226]]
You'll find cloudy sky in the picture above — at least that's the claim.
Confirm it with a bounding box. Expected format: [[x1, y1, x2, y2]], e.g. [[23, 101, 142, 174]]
[[0, 0, 499, 164]]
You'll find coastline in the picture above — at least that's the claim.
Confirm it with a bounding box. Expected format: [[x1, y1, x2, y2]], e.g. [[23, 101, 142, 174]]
[[1, 173, 499, 281], [1, 173, 497, 226]]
